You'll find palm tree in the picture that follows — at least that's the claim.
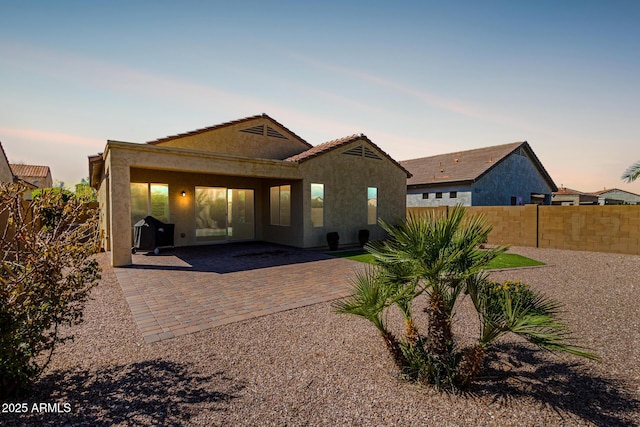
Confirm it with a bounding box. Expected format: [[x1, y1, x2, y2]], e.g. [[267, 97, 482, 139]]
[[622, 161, 640, 182], [334, 206, 597, 390]]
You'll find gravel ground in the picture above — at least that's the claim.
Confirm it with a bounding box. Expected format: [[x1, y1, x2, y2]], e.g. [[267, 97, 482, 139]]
[[2, 247, 640, 426]]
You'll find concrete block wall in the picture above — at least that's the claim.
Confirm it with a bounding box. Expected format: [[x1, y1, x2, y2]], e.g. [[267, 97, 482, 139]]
[[538, 205, 640, 254], [407, 205, 640, 255]]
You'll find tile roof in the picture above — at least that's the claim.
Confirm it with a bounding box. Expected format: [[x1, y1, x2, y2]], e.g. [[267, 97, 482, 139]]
[[10, 164, 51, 178], [284, 134, 412, 177], [553, 186, 590, 196], [401, 141, 557, 191], [146, 113, 312, 148]]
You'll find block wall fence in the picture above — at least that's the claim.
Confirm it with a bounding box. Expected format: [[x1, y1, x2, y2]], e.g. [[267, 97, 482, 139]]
[[407, 205, 640, 255]]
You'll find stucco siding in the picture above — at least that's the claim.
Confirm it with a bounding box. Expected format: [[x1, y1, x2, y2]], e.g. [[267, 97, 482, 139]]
[[0, 149, 12, 183], [298, 140, 407, 248], [471, 151, 553, 206], [151, 117, 309, 160]]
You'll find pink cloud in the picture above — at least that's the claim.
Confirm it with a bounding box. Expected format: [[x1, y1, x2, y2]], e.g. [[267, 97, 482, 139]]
[[0, 126, 103, 149]]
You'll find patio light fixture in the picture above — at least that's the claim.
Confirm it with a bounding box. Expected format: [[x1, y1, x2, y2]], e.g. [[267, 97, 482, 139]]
[[181, 191, 186, 197]]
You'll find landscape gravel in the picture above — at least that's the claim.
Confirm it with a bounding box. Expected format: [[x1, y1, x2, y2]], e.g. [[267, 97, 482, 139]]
[[2, 247, 640, 426]]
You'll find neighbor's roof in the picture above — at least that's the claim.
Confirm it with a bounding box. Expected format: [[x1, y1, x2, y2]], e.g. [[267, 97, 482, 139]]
[[10, 164, 51, 178], [589, 188, 640, 197], [285, 133, 412, 178], [553, 186, 592, 196], [146, 113, 312, 149], [400, 141, 557, 191]]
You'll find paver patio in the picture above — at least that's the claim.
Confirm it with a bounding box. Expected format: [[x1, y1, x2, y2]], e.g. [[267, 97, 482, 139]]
[[113, 242, 362, 343]]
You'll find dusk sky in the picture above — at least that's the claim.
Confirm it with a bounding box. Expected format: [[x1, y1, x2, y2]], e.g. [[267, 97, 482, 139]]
[[1, 1, 639, 194]]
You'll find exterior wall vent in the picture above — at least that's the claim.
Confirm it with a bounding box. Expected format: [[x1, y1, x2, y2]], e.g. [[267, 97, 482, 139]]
[[343, 145, 364, 157], [240, 124, 264, 135], [266, 126, 288, 139], [342, 145, 382, 160], [363, 146, 382, 160]]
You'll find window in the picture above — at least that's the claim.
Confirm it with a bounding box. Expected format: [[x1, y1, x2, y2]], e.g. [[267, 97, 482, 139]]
[[130, 183, 169, 225], [450, 191, 457, 199], [270, 185, 291, 226], [367, 187, 377, 225], [436, 192, 443, 199], [311, 183, 324, 227], [511, 196, 517, 206], [422, 193, 429, 199]]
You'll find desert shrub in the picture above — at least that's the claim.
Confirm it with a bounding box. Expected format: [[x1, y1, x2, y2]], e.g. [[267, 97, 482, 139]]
[[334, 206, 596, 391], [0, 183, 101, 398]]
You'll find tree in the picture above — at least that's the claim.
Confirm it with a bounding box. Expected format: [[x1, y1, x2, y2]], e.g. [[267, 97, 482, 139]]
[[334, 207, 596, 390], [0, 183, 101, 398], [622, 161, 640, 183]]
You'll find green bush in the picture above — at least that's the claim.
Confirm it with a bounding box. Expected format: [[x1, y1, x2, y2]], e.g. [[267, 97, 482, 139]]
[[0, 183, 101, 398], [334, 206, 597, 391]]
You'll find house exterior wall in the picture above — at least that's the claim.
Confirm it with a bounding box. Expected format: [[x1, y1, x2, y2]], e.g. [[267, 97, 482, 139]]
[[597, 190, 640, 205], [552, 194, 598, 205], [151, 117, 309, 160], [297, 139, 407, 248], [0, 148, 12, 183], [407, 187, 472, 207], [471, 151, 553, 206]]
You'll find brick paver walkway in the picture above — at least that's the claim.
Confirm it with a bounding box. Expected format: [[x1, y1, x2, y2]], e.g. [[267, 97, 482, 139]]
[[114, 242, 362, 343]]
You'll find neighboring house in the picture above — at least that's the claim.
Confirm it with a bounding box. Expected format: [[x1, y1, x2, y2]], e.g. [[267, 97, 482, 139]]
[[590, 188, 640, 205], [10, 164, 53, 189], [89, 114, 411, 267], [551, 186, 598, 205], [0, 141, 13, 183], [401, 141, 557, 207]]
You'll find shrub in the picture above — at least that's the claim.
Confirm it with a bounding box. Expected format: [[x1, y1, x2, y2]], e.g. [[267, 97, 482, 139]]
[[0, 183, 101, 398], [334, 206, 597, 391]]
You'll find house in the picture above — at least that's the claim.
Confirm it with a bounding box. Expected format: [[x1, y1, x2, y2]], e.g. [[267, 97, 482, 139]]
[[552, 186, 598, 205], [589, 188, 640, 205], [401, 141, 557, 207], [89, 114, 411, 267], [9, 164, 53, 189], [0, 141, 13, 183]]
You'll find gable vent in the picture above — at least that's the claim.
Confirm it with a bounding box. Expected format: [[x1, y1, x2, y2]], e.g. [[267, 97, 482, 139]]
[[240, 124, 264, 135], [266, 126, 288, 139], [343, 145, 364, 157], [363, 146, 382, 160]]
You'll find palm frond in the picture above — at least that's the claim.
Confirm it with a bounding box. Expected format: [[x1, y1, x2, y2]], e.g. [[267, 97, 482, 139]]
[[622, 160, 640, 183], [332, 266, 392, 334], [472, 278, 599, 360]]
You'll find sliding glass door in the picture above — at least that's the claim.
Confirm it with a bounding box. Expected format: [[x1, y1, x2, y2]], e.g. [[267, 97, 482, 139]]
[[195, 187, 254, 242]]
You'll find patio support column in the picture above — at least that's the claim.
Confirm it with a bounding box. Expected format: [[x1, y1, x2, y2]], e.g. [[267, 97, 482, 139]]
[[108, 157, 132, 266]]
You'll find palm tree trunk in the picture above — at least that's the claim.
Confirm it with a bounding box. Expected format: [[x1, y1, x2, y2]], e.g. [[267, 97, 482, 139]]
[[425, 291, 453, 355], [404, 318, 419, 346], [456, 344, 485, 388]]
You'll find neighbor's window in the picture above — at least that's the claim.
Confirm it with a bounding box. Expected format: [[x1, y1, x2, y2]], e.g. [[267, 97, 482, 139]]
[[130, 183, 169, 225], [270, 185, 291, 226], [311, 183, 324, 227], [422, 193, 429, 199], [450, 191, 457, 199], [367, 187, 377, 225], [436, 192, 443, 199]]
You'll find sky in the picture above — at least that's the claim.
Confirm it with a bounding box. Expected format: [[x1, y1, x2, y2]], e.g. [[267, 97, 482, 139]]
[[0, 0, 639, 194]]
